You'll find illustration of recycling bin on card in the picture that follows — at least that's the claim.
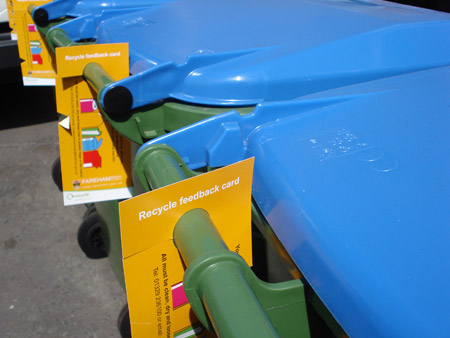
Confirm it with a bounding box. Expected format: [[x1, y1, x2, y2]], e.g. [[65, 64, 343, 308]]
[[81, 125, 103, 168], [82, 138, 102, 170], [30, 40, 43, 65]]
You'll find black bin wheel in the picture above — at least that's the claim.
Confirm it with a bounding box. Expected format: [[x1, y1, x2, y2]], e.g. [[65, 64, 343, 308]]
[[51, 157, 63, 192], [77, 212, 107, 259], [118, 304, 131, 338]]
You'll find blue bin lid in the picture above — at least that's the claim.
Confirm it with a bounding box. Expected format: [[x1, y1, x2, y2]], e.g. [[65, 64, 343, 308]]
[[35, 0, 169, 20], [96, 0, 450, 110], [138, 65, 450, 337], [33, 0, 173, 42], [247, 67, 450, 338]]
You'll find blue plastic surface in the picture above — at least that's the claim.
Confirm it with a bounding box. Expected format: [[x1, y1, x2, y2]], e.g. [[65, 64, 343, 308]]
[[96, 0, 450, 109], [246, 68, 450, 337], [34, 0, 168, 21], [138, 64, 450, 337], [33, 0, 172, 42]]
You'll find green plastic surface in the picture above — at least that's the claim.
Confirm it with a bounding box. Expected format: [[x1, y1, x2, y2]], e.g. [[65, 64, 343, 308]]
[[134, 144, 198, 191], [35, 19, 72, 38], [126, 102, 254, 144], [102, 101, 254, 145], [45, 28, 86, 51], [83, 62, 115, 94], [175, 209, 311, 338]]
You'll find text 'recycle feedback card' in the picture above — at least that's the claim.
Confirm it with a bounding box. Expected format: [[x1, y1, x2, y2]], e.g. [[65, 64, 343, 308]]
[[55, 43, 133, 206], [119, 157, 255, 338], [12, 0, 55, 85]]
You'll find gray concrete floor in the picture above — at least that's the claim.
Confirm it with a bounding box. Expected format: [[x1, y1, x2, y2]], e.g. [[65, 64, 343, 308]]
[[0, 78, 126, 337]]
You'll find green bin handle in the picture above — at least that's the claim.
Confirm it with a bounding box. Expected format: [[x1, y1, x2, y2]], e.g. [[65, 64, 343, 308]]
[[45, 28, 80, 49], [27, 4, 38, 14], [134, 144, 310, 338], [83, 62, 115, 95], [175, 209, 280, 337], [174, 209, 310, 338], [83, 62, 133, 117], [134, 144, 198, 191]]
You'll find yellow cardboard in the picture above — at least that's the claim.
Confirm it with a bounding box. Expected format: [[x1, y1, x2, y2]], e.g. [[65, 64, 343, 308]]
[[119, 158, 254, 338], [13, 1, 55, 85], [6, 0, 17, 38], [56, 43, 133, 206]]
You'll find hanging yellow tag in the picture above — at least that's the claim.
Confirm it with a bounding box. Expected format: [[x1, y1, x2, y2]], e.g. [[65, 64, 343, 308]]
[[13, 1, 55, 85], [55, 43, 133, 206], [119, 158, 254, 337]]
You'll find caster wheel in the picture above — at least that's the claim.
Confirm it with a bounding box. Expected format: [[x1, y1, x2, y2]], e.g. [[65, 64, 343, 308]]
[[118, 304, 131, 338], [77, 212, 107, 259], [51, 157, 63, 192]]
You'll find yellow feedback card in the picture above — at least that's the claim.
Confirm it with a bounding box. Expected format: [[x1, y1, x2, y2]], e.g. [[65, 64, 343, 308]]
[[119, 158, 255, 338], [13, 1, 55, 85], [56, 43, 132, 206]]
